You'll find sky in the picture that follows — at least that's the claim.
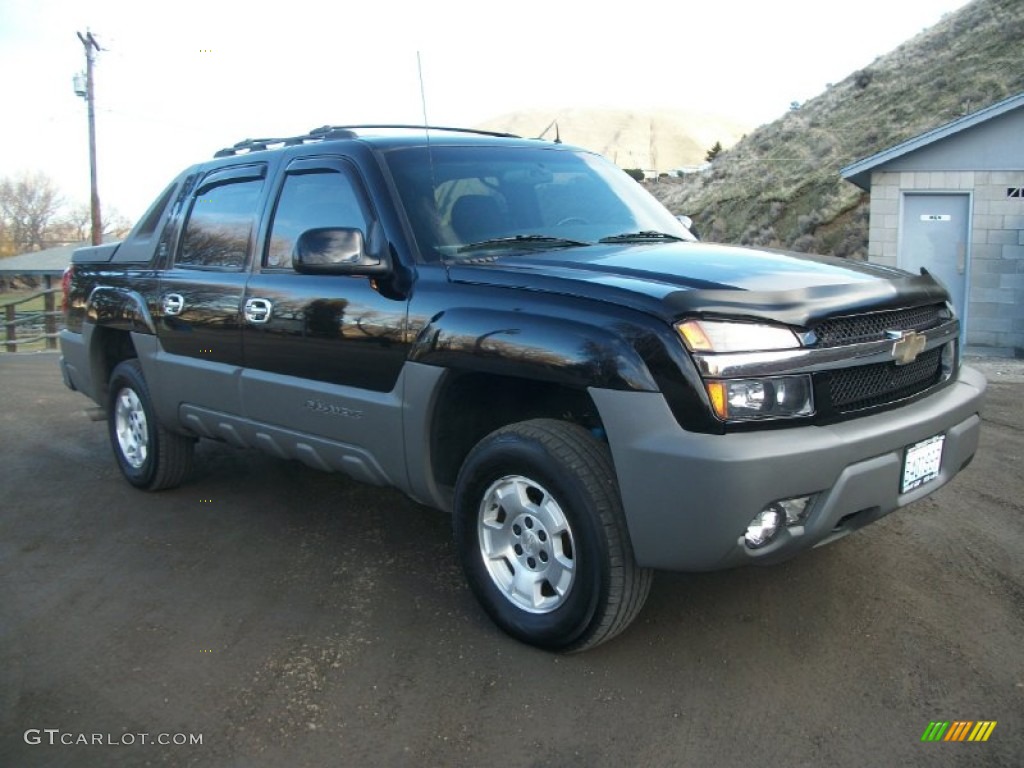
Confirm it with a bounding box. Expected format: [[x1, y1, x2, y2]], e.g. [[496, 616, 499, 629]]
[[0, 0, 972, 224]]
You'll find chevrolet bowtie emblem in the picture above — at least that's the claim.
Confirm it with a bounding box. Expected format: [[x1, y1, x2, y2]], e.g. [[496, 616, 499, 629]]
[[890, 330, 927, 365]]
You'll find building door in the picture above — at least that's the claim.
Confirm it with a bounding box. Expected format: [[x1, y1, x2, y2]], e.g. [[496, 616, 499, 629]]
[[899, 193, 970, 326]]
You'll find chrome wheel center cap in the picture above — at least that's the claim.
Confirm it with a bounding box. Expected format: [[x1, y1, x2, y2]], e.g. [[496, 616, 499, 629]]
[[522, 528, 540, 557]]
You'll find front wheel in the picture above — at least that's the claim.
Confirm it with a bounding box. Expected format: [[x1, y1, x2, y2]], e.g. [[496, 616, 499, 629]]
[[454, 419, 651, 651], [107, 359, 194, 490]]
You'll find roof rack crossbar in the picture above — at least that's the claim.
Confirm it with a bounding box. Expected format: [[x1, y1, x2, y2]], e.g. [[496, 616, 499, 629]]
[[309, 124, 521, 139], [213, 133, 329, 158], [213, 124, 522, 157]]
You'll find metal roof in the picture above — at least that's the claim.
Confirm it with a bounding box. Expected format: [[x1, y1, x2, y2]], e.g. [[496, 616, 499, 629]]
[[840, 90, 1024, 190], [0, 241, 100, 275]]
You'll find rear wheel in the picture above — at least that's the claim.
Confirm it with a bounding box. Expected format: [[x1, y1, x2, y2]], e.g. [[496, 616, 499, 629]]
[[107, 359, 194, 490], [454, 419, 651, 651]]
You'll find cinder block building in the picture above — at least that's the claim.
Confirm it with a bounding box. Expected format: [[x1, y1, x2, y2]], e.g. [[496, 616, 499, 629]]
[[842, 91, 1024, 357]]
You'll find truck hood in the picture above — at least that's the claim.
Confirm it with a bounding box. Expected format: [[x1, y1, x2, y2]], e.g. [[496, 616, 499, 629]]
[[445, 241, 950, 327]]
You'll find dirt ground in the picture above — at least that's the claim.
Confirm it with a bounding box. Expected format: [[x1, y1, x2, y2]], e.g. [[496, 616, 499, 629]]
[[1, 353, 1021, 768]]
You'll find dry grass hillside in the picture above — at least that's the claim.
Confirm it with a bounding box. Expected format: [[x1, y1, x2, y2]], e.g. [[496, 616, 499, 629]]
[[478, 108, 749, 172], [649, 0, 1024, 257]]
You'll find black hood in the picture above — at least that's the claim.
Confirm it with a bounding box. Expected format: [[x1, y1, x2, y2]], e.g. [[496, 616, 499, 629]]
[[446, 241, 949, 327]]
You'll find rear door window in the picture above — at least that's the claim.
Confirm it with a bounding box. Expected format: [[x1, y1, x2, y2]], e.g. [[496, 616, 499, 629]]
[[177, 169, 265, 270]]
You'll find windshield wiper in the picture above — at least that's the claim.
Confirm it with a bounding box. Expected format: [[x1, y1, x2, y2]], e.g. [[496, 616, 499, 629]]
[[598, 230, 686, 244], [457, 234, 589, 254]]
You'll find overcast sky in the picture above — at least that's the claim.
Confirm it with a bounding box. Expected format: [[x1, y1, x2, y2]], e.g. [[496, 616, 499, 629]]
[[1, 0, 971, 223]]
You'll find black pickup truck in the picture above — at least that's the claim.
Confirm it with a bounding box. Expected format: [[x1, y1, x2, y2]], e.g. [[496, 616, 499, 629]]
[[59, 125, 986, 651]]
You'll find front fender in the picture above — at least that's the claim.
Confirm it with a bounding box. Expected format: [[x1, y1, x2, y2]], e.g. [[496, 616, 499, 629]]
[[409, 308, 659, 391]]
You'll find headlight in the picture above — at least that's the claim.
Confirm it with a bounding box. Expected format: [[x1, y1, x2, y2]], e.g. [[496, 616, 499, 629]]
[[677, 319, 800, 353], [705, 375, 814, 421], [676, 319, 812, 421]]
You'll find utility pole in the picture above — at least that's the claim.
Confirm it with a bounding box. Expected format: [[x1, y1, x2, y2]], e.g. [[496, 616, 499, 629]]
[[76, 30, 102, 246]]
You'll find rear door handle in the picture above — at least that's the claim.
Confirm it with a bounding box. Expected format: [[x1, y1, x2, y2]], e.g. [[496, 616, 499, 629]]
[[244, 298, 273, 324], [162, 293, 185, 316]]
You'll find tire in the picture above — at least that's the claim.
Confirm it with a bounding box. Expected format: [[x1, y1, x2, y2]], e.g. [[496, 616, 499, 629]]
[[107, 359, 194, 490], [453, 418, 652, 651]]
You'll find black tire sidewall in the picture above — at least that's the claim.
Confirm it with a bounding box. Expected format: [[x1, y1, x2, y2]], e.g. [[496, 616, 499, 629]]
[[454, 428, 612, 650], [107, 360, 158, 489]]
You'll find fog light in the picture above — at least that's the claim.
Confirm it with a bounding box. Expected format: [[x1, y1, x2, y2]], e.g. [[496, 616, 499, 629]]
[[777, 495, 814, 526], [744, 507, 783, 549]]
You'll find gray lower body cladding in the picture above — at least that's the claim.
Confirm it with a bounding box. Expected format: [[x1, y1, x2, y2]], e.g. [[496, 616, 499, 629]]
[[591, 365, 987, 571], [62, 322, 987, 573], [59, 329, 95, 401]]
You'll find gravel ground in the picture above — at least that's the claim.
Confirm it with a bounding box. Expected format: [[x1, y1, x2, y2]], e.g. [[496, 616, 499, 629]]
[[1, 353, 1021, 767]]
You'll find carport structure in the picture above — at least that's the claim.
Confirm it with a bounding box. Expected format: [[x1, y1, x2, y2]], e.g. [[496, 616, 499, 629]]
[[0, 243, 76, 351]]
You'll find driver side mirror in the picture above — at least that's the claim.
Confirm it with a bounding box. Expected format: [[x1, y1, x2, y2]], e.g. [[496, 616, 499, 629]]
[[676, 214, 700, 241], [293, 227, 390, 276]]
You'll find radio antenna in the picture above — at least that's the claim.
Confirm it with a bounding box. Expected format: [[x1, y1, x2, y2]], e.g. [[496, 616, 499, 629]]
[[416, 52, 446, 269], [417, 51, 430, 128]]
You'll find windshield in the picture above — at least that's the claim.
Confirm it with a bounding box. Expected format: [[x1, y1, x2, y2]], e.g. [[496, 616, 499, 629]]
[[384, 144, 693, 261]]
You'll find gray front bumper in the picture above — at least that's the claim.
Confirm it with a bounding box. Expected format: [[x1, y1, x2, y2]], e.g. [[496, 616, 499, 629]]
[[590, 365, 986, 571]]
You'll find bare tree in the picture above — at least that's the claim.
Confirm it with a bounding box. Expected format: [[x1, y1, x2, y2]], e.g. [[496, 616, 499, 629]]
[[58, 203, 93, 244], [102, 209, 133, 240], [56, 204, 132, 243], [0, 173, 65, 255], [0, 174, 134, 257]]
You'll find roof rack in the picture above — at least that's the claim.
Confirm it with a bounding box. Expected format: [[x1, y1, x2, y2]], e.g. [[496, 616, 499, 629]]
[[213, 125, 522, 158]]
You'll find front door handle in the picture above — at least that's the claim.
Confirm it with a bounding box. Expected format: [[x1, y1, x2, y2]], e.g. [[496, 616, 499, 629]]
[[162, 293, 185, 316], [244, 298, 273, 324]]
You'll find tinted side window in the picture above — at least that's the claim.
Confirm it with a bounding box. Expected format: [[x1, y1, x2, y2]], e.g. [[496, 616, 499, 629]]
[[178, 178, 262, 269], [265, 169, 372, 269]]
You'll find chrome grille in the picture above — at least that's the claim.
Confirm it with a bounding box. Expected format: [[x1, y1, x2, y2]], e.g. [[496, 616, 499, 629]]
[[813, 304, 946, 347], [824, 347, 944, 412]]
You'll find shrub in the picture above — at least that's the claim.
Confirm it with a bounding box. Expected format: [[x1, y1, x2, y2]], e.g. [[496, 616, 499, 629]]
[[797, 211, 822, 235], [790, 234, 817, 253]]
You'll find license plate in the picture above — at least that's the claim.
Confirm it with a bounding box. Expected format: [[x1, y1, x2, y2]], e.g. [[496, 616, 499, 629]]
[[901, 434, 945, 493]]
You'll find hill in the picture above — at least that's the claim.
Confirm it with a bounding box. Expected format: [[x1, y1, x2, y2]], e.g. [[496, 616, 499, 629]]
[[648, 0, 1024, 257], [477, 108, 749, 173]]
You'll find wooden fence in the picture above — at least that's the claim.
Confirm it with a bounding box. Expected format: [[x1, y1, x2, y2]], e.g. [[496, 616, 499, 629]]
[[1, 276, 61, 352]]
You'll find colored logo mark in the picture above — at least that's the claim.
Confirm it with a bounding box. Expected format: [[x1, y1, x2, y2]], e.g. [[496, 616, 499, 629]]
[[921, 721, 997, 742]]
